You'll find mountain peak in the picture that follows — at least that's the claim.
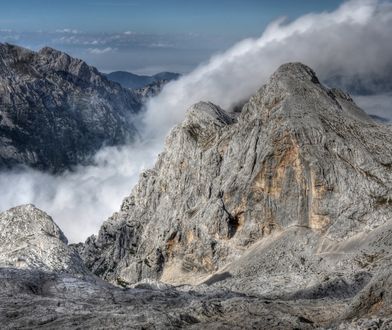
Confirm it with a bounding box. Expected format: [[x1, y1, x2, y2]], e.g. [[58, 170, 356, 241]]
[[0, 42, 27, 52], [38, 46, 64, 56], [0, 43, 142, 172], [82, 62, 392, 289], [272, 62, 320, 84], [185, 102, 235, 127], [241, 61, 375, 127]]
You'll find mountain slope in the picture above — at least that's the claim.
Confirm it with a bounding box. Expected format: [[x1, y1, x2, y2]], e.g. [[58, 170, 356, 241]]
[[81, 63, 392, 289], [0, 43, 142, 172], [105, 70, 180, 89]]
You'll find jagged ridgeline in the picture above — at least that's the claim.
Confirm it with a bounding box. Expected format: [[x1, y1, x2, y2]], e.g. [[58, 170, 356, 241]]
[[81, 63, 392, 286], [0, 43, 142, 172], [1, 63, 392, 329]]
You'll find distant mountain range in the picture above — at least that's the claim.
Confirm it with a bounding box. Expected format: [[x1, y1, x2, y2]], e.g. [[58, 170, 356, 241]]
[[0, 43, 142, 172], [325, 67, 392, 96], [105, 71, 180, 89], [369, 114, 391, 123]]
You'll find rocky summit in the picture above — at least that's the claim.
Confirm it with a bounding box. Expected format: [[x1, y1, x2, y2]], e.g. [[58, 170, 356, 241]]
[[1, 63, 392, 329], [0, 43, 142, 172]]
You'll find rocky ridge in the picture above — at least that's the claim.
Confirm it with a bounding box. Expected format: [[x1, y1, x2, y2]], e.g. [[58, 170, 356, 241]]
[[0, 43, 142, 172], [1, 63, 392, 329], [82, 63, 392, 288], [134, 79, 173, 101]]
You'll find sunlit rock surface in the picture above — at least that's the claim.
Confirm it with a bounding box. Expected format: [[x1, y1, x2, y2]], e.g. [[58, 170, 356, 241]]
[[83, 63, 392, 288], [0, 204, 87, 274]]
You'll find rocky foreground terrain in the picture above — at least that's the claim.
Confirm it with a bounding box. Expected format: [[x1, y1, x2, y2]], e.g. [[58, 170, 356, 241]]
[[0, 43, 142, 172], [1, 63, 392, 329]]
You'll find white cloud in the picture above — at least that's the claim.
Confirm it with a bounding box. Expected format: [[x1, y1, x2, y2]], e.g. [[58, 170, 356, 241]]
[[82, 40, 101, 45], [0, 140, 161, 243], [87, 47, 115, 54], [56, 28, 79, 34], [143, 0, 392, 137], [0, 34, 20, 42], [149, 42, 174, 48]]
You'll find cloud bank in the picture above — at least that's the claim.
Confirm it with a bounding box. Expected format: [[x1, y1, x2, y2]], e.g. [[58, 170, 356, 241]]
[[143, 0, 392, 137], [0, 0, 391, 243], [0, 141, 161, 243]]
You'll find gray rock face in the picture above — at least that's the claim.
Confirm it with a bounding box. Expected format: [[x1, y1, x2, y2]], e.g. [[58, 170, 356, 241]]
[[82, 63, 392, 288], [0, 204, 87, 274], [0, 43, 142, 172]]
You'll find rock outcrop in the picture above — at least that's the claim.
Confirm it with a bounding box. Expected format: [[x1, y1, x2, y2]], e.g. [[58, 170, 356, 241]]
[[0, 204, 87, 275], [81, 63, 392, 290], [0, 43, 142, 172]]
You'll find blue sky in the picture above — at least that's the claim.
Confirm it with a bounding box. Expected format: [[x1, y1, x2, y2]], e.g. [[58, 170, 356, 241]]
[[0, 0, 344, 73], [1, 0, 343, 36]]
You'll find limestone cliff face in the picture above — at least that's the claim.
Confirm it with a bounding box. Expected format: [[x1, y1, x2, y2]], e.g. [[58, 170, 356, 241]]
[[0, 43, 142, 172], [81, 63, 392, 287]]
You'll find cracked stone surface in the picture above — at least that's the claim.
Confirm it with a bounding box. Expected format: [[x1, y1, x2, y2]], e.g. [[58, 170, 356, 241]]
[[81, 63, 392, 290]]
